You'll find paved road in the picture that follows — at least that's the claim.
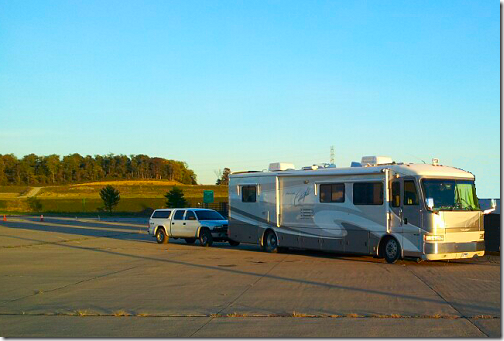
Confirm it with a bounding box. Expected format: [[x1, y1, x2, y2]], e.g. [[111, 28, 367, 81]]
[[0, 216, 500, 337]]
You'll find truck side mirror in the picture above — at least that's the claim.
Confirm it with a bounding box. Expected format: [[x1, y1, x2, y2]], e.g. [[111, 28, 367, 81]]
[[426, 198, 434, 210]]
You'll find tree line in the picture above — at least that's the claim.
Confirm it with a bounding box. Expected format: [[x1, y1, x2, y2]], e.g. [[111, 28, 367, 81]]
[[0, 153, 197, 185]]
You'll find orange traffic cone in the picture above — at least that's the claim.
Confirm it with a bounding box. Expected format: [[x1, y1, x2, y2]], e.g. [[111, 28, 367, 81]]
[[3, 215, 6, 222], [40, 215, 44, 222]]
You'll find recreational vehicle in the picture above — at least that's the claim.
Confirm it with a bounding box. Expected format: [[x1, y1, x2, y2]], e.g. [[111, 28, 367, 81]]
[[227, 156, 495, 263]]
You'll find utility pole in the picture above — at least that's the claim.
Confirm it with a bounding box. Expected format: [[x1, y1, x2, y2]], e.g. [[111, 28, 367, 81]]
[[330, 146, 335, 164]]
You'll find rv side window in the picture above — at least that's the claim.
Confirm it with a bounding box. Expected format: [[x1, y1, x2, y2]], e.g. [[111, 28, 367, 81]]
[[152, 210, 171, 219], [404, 180, 419, 205], [353, 182, 383, 205], [242, 185, 257, 202], [320, 184, 345, 203], [391, 182, 400, 207]]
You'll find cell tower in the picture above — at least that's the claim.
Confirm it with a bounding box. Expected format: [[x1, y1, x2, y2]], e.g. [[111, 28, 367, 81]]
[[330, 146, 335, 164]]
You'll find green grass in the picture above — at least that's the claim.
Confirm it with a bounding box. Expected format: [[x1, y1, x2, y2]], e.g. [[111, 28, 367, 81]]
[[38, 181, 228, 199], [0, 186, 29, 194], [0, 180, 229, 215]]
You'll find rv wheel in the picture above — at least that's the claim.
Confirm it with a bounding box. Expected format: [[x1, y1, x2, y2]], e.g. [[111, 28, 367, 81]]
[[263, 230, 278, 253], [156, 228, 168, 244], [199, 229, 213, 247], [384, 238, 400, 264]]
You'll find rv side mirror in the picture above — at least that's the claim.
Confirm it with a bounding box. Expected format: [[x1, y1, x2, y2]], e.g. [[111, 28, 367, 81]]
[[483, 199, 497, 215], [426, 198, 434, 210], [491, 199, 497, 209]]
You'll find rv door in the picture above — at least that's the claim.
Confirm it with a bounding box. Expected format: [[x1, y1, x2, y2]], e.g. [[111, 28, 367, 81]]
[[390, 178, 421, 251]]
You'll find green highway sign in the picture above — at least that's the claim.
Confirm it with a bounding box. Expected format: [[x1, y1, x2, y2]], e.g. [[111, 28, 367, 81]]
[[203, 190, 214, 204]]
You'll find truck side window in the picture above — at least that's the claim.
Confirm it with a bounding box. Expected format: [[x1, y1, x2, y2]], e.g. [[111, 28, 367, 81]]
[[353, 182, 383, 205], [242, 185, 256, 202], [320, 183, 345, 203], [174, 210, 185, 220], [404, 180, 419, 205], [152, 210, 171, 218], [391, 182, 400, 207], [185, 211, 196, 220]]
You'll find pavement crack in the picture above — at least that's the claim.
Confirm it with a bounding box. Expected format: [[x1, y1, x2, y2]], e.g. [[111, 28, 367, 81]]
[[0, 312, 498, 319], [6, 265, 140, 304], [405, 265, 489, 337], [189, 254, 289, 337]]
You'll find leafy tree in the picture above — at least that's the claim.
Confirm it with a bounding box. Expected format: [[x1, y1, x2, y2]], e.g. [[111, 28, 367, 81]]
[[99, 185, 121, 212], [216, 168, 231, 185], [41, 154, 60, 184], [165, 186, 188, 208], [0, 153, 198, 185]]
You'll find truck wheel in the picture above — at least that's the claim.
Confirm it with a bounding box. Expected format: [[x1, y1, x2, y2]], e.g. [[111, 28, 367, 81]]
[[262, 230, 278, 253], [185, 238, 196, 244], [228, 240, 240, 246], [384, 237, 401, 264], [199, 229, 213, 247], [155, 228, 168, 244]]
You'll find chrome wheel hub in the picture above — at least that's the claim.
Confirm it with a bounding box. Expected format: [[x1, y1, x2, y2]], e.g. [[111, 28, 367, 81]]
[[386, 240, 397, 258]]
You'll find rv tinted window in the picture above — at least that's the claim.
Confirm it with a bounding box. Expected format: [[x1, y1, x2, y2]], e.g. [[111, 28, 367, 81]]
[[242, 185, 257, 202], [391, 182, 400, 207], [353, 182, 383, 205], [320, 184, 345, 203], [404, 180, 419, 205], [173, 210, 185, 220], [152, 210, 171, 219]]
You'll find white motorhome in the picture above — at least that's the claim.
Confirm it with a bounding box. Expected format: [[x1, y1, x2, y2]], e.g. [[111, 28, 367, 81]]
[[228, 156, 494, 263]]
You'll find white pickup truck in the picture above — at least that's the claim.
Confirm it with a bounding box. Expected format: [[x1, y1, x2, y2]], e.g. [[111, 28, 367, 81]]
[[148, 208, 239, 247]]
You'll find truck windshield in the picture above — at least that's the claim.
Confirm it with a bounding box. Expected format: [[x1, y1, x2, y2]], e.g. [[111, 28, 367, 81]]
[[422, 179, 480, 211], [195, 210, 225, 220]]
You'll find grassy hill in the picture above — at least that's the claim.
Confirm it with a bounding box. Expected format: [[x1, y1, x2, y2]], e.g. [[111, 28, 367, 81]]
[[0, 180, 228, 215]]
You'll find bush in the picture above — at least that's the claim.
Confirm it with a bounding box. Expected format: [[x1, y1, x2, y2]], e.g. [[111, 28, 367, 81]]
[[99, 185, 120, 212], [165, 186, 188, 208], [27, 197, 43, 212]]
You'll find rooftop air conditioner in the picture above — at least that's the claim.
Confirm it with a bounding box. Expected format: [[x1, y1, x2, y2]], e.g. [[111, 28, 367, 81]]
[[361, 156, 393, 166], [268, 162, 295, 172]]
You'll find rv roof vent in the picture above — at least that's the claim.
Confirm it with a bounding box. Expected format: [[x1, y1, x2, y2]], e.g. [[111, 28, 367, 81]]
[[351, 161, 362, 167], [268, 162, 295, 172], [361, 156, 393, 166]]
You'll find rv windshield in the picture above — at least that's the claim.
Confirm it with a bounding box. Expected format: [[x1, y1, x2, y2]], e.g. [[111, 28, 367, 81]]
[[422, 179, 480, 211]]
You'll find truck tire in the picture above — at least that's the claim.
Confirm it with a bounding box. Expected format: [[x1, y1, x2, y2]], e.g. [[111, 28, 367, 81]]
[[156, 228, 168, 244], [199, 229, 213, 247]]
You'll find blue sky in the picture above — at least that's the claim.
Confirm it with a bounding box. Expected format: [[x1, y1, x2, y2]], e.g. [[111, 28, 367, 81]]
[[0, 0, 500, 197]]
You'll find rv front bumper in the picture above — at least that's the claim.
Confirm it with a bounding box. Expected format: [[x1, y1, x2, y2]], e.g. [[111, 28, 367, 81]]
[[424, 241, 485, 260], [210, 226, 228, 240]]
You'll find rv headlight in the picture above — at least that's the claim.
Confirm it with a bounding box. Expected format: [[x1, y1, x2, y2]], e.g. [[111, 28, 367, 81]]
[[424, 235, 444, 242]]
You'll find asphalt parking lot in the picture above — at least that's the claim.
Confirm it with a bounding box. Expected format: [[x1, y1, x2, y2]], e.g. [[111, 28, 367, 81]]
[[0, 216, 500, 337]]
